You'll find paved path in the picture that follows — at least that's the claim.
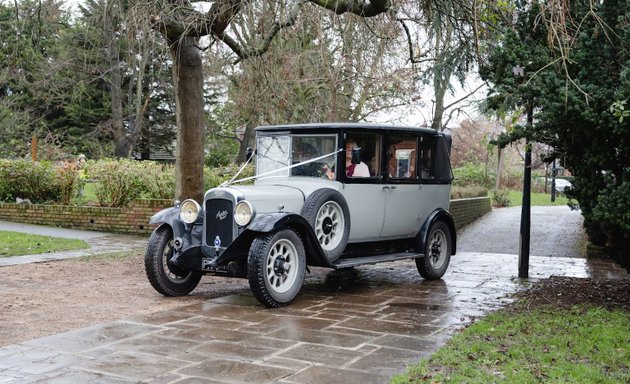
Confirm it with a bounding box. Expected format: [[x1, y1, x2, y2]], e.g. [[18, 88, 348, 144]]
[[458, 206, 585, 258], [0, 210, 627, 383]]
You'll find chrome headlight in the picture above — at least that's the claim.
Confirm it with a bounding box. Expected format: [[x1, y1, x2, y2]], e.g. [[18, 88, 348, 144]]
[[179, 199, 201, 224], [234, 200, 254, 226]]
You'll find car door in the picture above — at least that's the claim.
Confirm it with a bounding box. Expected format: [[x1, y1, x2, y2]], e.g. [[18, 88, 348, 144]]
[[342, 132, 387, 242], [381, 134, 424, 238]]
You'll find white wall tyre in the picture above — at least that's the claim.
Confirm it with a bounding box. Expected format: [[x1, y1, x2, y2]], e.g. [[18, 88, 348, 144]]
[[247, 229, 306, 307], [416, 221, 452, 280], [301, 188, 350, 262]]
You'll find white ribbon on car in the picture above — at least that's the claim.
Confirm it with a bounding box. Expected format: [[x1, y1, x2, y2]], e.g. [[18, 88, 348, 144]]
[[220, 148, 344, 187]]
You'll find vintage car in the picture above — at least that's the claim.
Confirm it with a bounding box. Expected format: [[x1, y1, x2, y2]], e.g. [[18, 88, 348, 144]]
[[145, 123, 456, 307]]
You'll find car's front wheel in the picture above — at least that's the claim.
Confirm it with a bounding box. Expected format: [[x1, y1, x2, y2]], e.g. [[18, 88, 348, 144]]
[[144, 225, 202, 296], [247, 229, 306, 308], [416, 221, 452, 280]]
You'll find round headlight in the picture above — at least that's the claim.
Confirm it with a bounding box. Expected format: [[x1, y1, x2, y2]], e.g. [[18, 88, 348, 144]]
[[234, 200, 254, 226], [179, 199, 201, 224]]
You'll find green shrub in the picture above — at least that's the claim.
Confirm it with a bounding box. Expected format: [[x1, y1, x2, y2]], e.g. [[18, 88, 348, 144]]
[[139, 162, 176, 200], [55, 161, 85, 205], [453, 162, 494, 188], [590, 181, 630, 266], [492, 189, 511, 207], [450, 185, 488, 199], [86, 159, 145, 207], [0, 159, 61, 203]]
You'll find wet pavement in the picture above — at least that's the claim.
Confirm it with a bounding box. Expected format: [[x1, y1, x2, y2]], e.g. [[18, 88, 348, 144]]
[[0, 251, 627, 383], [0, 210, 628, 383], [458, 206, 586, 258]]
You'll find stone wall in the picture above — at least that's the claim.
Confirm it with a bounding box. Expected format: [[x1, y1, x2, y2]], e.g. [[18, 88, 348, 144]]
[[449, 197, 492, 230], [0, 197, 491, 235]]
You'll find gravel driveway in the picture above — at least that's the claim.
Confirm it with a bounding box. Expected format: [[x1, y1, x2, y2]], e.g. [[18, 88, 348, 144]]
[[457, 205, 585, 258]]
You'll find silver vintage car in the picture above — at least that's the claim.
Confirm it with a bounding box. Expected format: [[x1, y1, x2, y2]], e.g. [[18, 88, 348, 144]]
[[145, 123, 456, 307]]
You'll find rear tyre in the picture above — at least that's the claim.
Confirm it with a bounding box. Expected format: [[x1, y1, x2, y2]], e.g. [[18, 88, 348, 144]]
[[416, 221, 452, 280], [248, 229, 306, 308], [301, 188, 350, 262], [145, 225, 202, 296]]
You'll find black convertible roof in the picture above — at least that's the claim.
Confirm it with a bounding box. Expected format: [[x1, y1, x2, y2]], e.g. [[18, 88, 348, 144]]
[[255, 122, 439, 136]]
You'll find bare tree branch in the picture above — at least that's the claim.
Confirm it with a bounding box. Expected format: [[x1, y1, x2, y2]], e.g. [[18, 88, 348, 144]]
[[229, 1, 307, 63], [307, 0, 391, 17], [397, 19, 433, 64], [443, 81, 486, 111]]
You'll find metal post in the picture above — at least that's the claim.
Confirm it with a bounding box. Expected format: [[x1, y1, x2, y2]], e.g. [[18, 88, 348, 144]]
[[519, 106, 533, 278], [551, 158, 556, 202]]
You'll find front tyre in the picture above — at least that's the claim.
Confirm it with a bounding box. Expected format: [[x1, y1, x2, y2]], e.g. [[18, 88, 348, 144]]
[[144, 225, 202, 296], [248, 229, 306, 308], [416, 221, 452, 280]]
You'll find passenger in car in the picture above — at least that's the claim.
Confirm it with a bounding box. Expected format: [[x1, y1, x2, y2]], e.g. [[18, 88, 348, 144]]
[[345, 139, 370, 177], [323, 139, 370, 180]]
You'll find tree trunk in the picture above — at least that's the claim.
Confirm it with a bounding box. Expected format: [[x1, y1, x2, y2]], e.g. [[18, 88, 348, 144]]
[[105, 1, 126, 157], [171, 37, 205, 203], [237, 122, 255, 163]]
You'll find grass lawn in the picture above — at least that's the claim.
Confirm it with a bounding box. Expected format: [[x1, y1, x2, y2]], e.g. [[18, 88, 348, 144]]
[[0, 230, 89, 258], [391, 306, 629, 383], [507, 190, 571, 206]]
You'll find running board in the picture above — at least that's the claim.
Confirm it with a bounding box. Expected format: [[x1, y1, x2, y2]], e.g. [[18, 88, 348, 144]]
[[332, 252, 423, 269]]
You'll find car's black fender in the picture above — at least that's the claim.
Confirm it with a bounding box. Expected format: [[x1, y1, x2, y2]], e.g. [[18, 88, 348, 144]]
[[416, 209, 457, 255], [215, 212, 332, 269], [149, 207, 203, 271]]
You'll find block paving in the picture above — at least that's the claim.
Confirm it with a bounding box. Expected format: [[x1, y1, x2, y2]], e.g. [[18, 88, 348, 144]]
[[1, 251, 627, 383]]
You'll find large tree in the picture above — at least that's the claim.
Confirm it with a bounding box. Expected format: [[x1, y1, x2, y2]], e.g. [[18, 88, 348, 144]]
[[143, 0, 393, 202]]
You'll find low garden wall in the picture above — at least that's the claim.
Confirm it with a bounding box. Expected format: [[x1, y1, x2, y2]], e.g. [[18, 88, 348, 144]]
[[0, 199, 172, 236], [0, 196, 491, 236], [449, 197, 492, 230]]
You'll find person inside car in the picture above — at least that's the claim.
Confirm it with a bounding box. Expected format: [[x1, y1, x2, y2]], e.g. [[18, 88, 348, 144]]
[[324, 139, 370, 180], [345, 139, 370, 177]]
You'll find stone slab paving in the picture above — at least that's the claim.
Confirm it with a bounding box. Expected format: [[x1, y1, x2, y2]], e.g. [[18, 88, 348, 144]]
[[0, 251, 627, 383]]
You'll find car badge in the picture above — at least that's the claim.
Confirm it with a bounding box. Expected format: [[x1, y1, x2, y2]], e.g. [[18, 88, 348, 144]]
[[216, 210, 228, 220], [214, 236, 221, 252]]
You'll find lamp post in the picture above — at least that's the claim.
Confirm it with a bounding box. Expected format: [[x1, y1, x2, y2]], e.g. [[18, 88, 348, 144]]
[[513, 65, 531, 279]]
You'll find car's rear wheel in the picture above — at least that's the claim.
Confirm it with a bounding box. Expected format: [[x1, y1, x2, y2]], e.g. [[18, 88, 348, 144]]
[[416, 221, 452, 280], [248, 229, 306, 307], [145, 225, 202, 296], [301, 188, 350, 262]]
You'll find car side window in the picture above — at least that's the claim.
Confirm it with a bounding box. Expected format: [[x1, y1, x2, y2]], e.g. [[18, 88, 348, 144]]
[[344, 133, 381, 180], [388, 135, 418, 180], [419, 136, 435, 181]]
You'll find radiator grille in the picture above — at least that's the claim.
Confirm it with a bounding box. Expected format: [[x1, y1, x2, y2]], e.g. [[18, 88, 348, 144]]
[[204, 199, 234, 247]]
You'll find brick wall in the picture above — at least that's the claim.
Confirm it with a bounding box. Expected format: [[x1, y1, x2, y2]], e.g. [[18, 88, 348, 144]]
[[0, 199, 172, 235], [0, 197, 491, 235], [449, 197, 492, 230]]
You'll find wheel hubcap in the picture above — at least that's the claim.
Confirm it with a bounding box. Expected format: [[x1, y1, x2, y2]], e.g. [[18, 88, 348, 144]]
[[428, 229, 447, 269], [322, 217, 334, 235], [315, 202, 344, 251], [266, 239, 299, 294], [162, 240, 192, 283]]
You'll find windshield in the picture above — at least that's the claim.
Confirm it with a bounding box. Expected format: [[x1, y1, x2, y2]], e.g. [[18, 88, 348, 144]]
[[256, 134, 337, 178]]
